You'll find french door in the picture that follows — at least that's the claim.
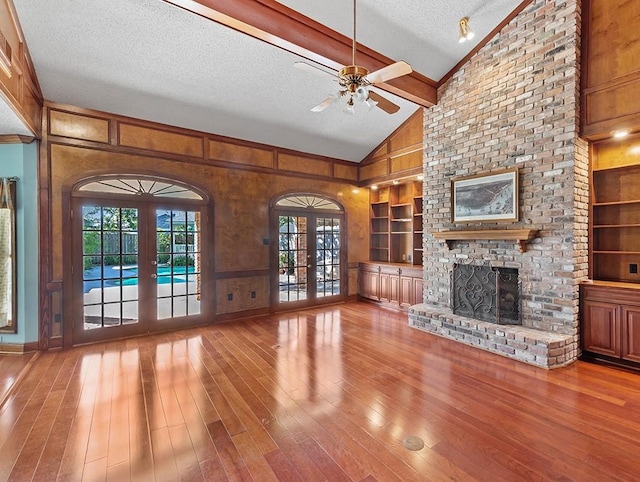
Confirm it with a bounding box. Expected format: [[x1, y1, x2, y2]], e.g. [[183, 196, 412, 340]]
[[273, 204, 345, 309], [71, 196, 209, 345]]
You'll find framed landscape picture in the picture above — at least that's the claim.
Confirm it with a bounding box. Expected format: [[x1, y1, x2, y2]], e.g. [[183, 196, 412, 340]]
[[451, 168, 519, 223]]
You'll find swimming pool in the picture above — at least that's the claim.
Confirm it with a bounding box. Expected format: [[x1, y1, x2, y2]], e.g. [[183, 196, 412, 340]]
[[83, 265, 195, 293]]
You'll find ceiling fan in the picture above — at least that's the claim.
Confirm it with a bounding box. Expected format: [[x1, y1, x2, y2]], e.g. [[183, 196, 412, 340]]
[[295, 0, 413, 115]]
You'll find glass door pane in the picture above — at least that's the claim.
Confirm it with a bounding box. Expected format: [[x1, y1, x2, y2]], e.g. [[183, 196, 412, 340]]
[[278, 215, 308, 303], [156, 208, 202, 319], [82, 206, 139, 329], [316, 217, 341, 298]]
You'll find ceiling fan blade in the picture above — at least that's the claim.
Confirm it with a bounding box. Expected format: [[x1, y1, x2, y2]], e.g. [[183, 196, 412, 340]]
[[294, 61, 337, 79], [365, 61, 412, 85], [369, 91, 400, 114], [311, 95, 338, 113]]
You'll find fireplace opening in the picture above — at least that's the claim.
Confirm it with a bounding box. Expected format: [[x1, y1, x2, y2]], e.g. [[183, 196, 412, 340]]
[[451, 263, 520, 325]]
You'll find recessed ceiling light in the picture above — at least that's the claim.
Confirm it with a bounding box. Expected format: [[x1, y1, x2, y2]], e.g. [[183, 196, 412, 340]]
[[612, 129, 630, 138], [371, 185, 378, 191], [416, 174, 424, 180], [392, 180, 400, 185]]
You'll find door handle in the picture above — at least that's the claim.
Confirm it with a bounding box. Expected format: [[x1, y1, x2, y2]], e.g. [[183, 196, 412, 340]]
[[151, 273, 157, 279], [151, 260, 157, 265]]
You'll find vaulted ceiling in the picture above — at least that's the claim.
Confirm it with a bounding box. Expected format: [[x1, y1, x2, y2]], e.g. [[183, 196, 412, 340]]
[[3, 0, 526, 161]]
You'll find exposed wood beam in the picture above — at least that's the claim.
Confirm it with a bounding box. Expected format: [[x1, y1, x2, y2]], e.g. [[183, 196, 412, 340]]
[[162, 0, 437, 107]]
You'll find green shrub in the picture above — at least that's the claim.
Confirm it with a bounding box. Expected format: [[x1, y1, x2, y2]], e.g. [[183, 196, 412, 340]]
[[172, 255, 195, 267]]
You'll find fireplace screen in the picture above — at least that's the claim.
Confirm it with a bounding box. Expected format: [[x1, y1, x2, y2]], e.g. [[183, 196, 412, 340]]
[[451, 264, 519, 325]]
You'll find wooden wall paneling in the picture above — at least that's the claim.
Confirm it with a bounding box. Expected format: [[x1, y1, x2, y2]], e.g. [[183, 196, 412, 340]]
[[370, 143, 388, 160], [333, 162, 358, 182], [390, 150, 422, 174], [359, 160, 388, 183], [277, 153, 331, 178], [119, 123, 204, 158], [389, 112, 423, 152], [49, 110, 110, 143], [208, 139, 274, 169], [0, 0, 43, 136]]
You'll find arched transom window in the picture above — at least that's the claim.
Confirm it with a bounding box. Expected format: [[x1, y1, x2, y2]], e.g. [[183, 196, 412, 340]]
[[275, 194, 341, 210], [78, 177, 203, 200]]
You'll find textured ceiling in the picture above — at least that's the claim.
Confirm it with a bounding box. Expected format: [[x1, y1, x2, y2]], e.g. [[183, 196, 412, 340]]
[[3, 0, 524, 162]]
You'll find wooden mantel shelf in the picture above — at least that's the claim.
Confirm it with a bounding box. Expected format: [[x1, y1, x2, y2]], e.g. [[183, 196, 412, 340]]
[[432, 229, 539, 252]]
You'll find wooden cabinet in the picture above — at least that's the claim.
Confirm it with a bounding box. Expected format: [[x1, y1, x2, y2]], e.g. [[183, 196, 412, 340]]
[[359, 264, 380, 301], [622, 306, 640, 363], [369, 181, 423, 266], [590, 134, 640, 282], [582, 299, 620, 357], [582, 0, 640, 139], [581, 282, 640, 367], [358, 262, 422, 310]]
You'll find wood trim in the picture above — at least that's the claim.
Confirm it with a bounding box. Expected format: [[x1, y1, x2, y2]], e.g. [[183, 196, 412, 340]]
[[438, 0, 534, 87], [162, 0, 437, 107], [432, 229, 539, 252], [0, 134, 35, 144], [215, 269, 270, 280], [0, 341, 39, 354], [38, 106, 51, 350]]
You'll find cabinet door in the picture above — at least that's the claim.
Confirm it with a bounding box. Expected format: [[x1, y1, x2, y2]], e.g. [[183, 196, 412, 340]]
[[413, 277, 424, 305], [399, 275, 413, 307], [360, 269, 380, 301], [389, 274, 400, 305], [582, 300, 621, 357], [379, 273, 390, 302], [622, 306, 640, 363]]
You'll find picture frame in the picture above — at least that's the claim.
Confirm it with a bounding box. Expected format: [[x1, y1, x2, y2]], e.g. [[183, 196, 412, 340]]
[[451, 168, 519, 223]]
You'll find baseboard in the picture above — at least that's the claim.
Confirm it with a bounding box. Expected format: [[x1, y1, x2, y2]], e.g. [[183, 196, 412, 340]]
[[0, 341, 39, 354]]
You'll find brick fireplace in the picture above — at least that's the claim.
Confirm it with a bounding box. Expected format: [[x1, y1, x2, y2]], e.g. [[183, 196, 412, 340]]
[[408, 0, 588, 369]]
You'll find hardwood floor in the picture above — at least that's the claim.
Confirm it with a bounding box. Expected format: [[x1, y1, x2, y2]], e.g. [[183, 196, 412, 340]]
[[1, 301, 640, 481], [0, 352, 36, 409]]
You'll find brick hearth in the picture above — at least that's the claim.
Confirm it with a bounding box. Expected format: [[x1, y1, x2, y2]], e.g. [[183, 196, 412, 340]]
[[408, 304, 577, 369]]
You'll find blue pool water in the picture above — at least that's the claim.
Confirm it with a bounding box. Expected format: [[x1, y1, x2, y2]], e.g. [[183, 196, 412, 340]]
[[83, 265, 195, 293]]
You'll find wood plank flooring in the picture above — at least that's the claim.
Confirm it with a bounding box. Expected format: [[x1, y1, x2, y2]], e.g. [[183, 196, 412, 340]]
[[0, 352, 36, 409], [2, 301, 640, 481]]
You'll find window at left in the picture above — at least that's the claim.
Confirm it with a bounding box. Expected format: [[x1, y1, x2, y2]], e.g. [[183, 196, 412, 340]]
[[0, 178, 17, 332]]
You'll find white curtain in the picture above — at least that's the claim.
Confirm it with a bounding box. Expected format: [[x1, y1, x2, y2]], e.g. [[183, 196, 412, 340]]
[[0, 178, 14, 328]]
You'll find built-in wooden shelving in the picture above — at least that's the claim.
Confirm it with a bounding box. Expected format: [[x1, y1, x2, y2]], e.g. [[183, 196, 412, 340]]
[[369, 181, 423, 265]]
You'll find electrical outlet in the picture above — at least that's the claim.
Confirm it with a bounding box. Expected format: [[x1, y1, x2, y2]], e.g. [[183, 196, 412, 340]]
[[251, 291, 256, 299], [630, 264, 638, 274], [227, 293, 233, 301]]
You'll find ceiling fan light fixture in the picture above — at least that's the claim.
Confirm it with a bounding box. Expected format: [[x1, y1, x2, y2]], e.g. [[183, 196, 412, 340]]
[[343, 97, 356, 115], [354, 85, 369, 102], [365, 97, 378, 110], [458, 16, 474, 43]]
